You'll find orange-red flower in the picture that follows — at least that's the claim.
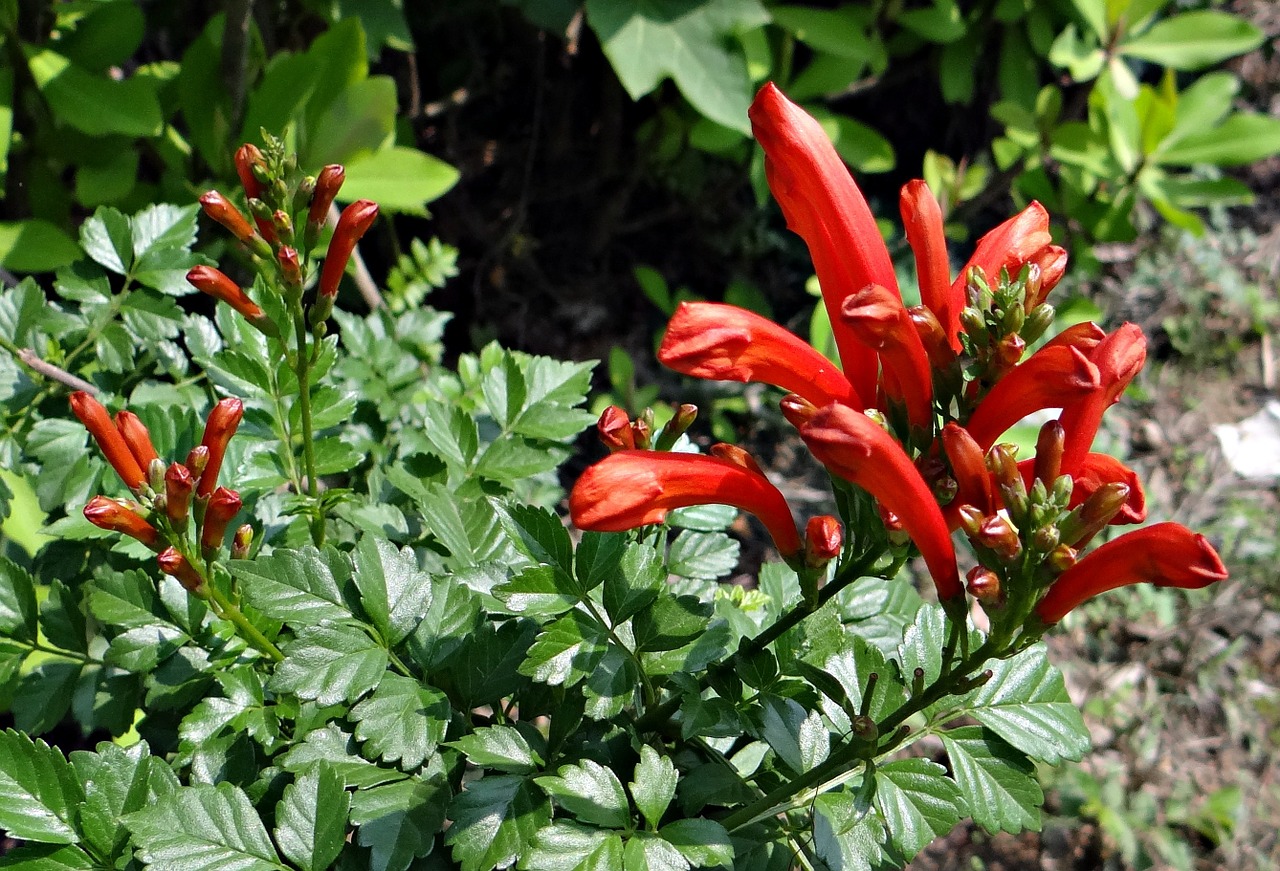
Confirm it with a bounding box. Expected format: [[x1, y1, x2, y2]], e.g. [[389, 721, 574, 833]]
[[186, 266, 273, 331], [839, 285, 933, 429], [113, 410, 160, 475], [158, 547, 204, 592], [749, 83, 896, 403], [319, 200, 379, 299], [569, 448, 802, 556], [197, 398, 244, 498], [201, 487, 243, 550], [786, 401, 961, 602], [1059, 323, 1147, 473], [309, 165, 345, 234], [952, 201, 1053, 300], [1034, 522, 1227, 625], [900, 180, 961, 350], [70, 392, 146, 491], [165, 462, 194, 526], [659, 302, 862, 409], [964, 344, 1101, 450], [199, 191, 258, 246], [84, 496, 160, 548]]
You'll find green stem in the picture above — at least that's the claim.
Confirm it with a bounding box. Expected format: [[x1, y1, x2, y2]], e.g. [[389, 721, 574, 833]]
[[204, 581, 285, 662], [290, 303, 324, 546], [28, 641, 103, 665]]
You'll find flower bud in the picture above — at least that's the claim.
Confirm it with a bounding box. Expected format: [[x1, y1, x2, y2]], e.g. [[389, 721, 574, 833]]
[[232, 524, 254, 559], [959, 307, 989, 345], [277, 246, 302, 294], [987, 443, 1028, 524], [1032, 420, 1065, 486], [596, 406, 635, 452], [201, 487, 242, 551], [200, 191, 270, 257], [1060, 482, 1131, 547], [186, 266, 278, 337], [70, 392, 146, 491], [234, 144, 276, 242], [197, 399, 244, 498], [1000, 303, 1025, 335], [957, 504, 985, 538], [113, 411, 160, 472], [1032, 524, 1060, 553], [1020, 303, 1056, 345], [779, 393, 818, 429], [147, 458, 166, 492], [272, 209, 295, 248], [1047, 543, 1078, 573], [907, 305, 956, 370], [976, 514, 1022, 561], [966, 566, 1003, 606], [654, 403, 698, 451], [165, 462, 194, 528], [158, 547, 204, 593], [185, 445, 210, 480], [995, 332, 1026, 368], [306, 164, 345, 249], [84, 496, 160, 548], [804, 515, 843, 567], [318, 200, 379, 299]]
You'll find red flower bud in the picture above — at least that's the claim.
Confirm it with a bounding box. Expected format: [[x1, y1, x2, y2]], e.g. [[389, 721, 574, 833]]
[[597, 406, 636, 452], [113, 411, 159, 472], [199, 191, 257, 245], [840, 284, 933, 430], [277, 246, 302, 291], [186, 266, 268, 323], [308, 164, 345, 232], [84, 496, 160, 548], [201, 487, 242, 550], [232, 524, 254, 559], [234, 144, 276, 242], [966, 566, 1003, 606], [70, 392, 146, 491], [318, 200, 379, 298], [165, 462, 194, 526], [804, 515, 843, 567], [185, 445, 210, 480], [158, 547, 204, 592], [197, 399, 243, 498]]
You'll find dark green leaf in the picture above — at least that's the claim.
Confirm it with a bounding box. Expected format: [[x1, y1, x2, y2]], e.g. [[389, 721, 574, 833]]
[[0, 843, 96, 868], [0, 730, 83, 844], [70, 741, 161, 862], [105, 623, 188, 672], [38, 580, 86, 655], [233, 547, 354, 626], [630, 746, 677, 829], [759, 694, 828, 775], [443, 620, 536, 708], [274, 762, 350, 871], [448, 725, 543, 774], [603, 543, 663, 624], [351, 674, 450, 769], [12, 663, 81, 735], [0, 555, 37, 644], [495, 565, 578, 616], [518, 610, 608, 687], [270, 623, 389, 705], [819, 635, 907, 723], [445, 776, 549, 871], [874, 758, 965, 860], [405, 574, 481, 673], [660, 819, 734, 868], [666, 531, 739, 581], [280, 725, 408, 790], [26, 49, 162, 137], [940, 726, 1042, 834], [353, 537, 433, 645], [351, 775, 449, 871], [582, 645, 636, 720], [573, 531, 627, 593], [632, 594, 710, 653], [124, 782, 283, 870]]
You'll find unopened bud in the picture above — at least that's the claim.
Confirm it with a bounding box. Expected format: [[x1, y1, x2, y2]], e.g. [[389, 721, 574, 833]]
[[1021, 303, 1056, 345], [632, 409, 654, 450], [293, 176, 316, 216], [1022, 263, 1043, 309], [851, 715, 878, 741], [1032, 525, 1060, 553], [158, 547, 204, 593], [959, 307, 989, 345], [272, 210, 295, 248], [1051, 473, 1074, 507], [306, 164, 345, 249], [596, 406, 635, 452], [995, 333, 1026, 368], [907, 305, 956, 370], [201, 487, 242, 551], [318, 199, 379, 299], [147, 457, 166, 492], [84, 496, 160, 549], [958, 504, 985, 538], [232, 524, 253, 559], [1000, 303, 1025, 335], [780, 393, 819, 429], [200, 191, 271, 258], [1032, 420, 1065, 486], [197, 398, 243, 498], [165, 462, 194, 528], [966, 566, 1003, 606], [114, 411, 160, 471], [277, 246, 302, 294], [185, 445, 209, 480], [1047, 543, 1078, 572], [804, 515, 843, 567], [976, 514, 1022, 561], [987, 444, 1028, 524], [655, 403, 698, 451]]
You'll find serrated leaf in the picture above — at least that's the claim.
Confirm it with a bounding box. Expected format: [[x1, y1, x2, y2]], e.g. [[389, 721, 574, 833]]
[[666, 531, 739, 581], [69, 741, 157, 863], [582, 645, 636, 720], [812, 792, 884, 871], [759, 695, 828, 775], [630, 747, 677, 829], [38, 580, 86, 655], [948, 644, 1090, 765], [660, 819, 733, 868], [816, 636, 907, 724], [12, 662, 81, 735], [623, 832, 689, 871], [522, 823, 623, 871], [495, 565, 579, 616], [279, 725, 408, 790], [274, 763, 350, 871], [351, 776, 449, 871], [874, 758, 965, 860], [104, 623, 189, 672], [940, 726, 1042, 835], [449, 725, 543, 774], [603, 544, 664, 624], [444, 620, 536, 709], [85, 569, 168, 630], [631, 594, 709, 653], [0, 555, 37, 644], [573, 531, 626, 593], [351, 673, 450, 769], [353, 537, 434, 645], [78, 206, 133, 275], [500, 504, 575, 577], [0, 843, 97, 868], [124, 782, 283, 871], [518, 610, 608, 687], [536, 759, 629, 829], [233, 547, 354, 626], [0, 730, 83, 844], [446, 776, 549, 871], [269, 623, 389, 705], [898, 604, 946, 686], [405, 574, 482, 673]]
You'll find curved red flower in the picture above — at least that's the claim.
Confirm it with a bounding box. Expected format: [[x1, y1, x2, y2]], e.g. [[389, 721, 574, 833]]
[[1059, 323, 1147, 473], [900, 180, 960, 350], [70, 392, 146, 491], [964, 344, 1101, 450], [953, 201, 1052, 298]]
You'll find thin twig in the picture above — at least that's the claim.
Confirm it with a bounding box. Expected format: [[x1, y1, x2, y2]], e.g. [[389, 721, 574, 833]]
[[16, 347, 98, 394]]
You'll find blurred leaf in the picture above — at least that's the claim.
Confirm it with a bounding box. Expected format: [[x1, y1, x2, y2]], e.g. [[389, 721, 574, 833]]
[[305, 76, 397, 166], [0, 221, 80, 272], [1155, 113, 1280, 166], [26, 48, 161, 137], [1121, 11, 1263, 70], [342, 146, 460, 213]]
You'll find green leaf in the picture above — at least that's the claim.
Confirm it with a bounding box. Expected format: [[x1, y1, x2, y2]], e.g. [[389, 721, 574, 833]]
[[948, 644, 1090, 765], [279, 725, 408, 790], [0, 555, 37, 645], [0, 730, 83, 844], [270, 623, 389, 705], [573, 531, 626, 594], [874, 758, 966, 861], [124, 782, 284, 871], [660, 819, 734, 868], [69, 741, 161, 864], [306, 76, 397, 166], [405, 573, 482, 673], [1121, 11, 1263, 70], [622, 832, 689, 871], [940, 726, 1042, 835], [603, 544, 664, 624], [353, 537, 434, 645], [1155, 112, 1280, 166], [0, 221, 80, 273], [535, 759, 630, 829], [342, 146, 460, 213], [351, 673, 450, 769], [759, 694, 829, 775], [496, 565, 579, 616], [898, 604, 946, 686], [79, 206, 133, 275], [584, 0, 769, 134], [666, 531, 739, 581], [446, 776, 549, 871], [523, 823, 624, 871], [819, 636, 907, 724], [233, 547, 355, 626], [500, 504, 575, 577], [630, 747, 677, 829], [350, 776, 449, 871], [12, 663, 82, 735], [897, 0, 965, 43], [631, 593, 710, 653], [274, 763, 350, 871], [443, 620, 536, 709], [812, 792, 884, 871], [770, 6, 872, 60], [26, 48, 162, 137], [518, 610, 608, 687], [1162, 72, 1237, 147], [449, 725, 543, 774]]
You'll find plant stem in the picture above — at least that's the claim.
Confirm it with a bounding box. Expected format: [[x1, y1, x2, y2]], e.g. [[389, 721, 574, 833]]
[[204, 579, 285, 662], [290, 303, 324, 546]]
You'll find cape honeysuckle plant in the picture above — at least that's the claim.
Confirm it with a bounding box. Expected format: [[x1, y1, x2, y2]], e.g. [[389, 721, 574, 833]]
[[0, 88, 1227, 870]]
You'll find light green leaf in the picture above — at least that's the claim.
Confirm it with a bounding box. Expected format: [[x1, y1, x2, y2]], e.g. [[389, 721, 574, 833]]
[[0, 730, 83, 845], [26, 48, 162, 137], [940, 726, 1042, 834], [874, 758, 965, 860], [584, 0, 770, 133], [1155, 113, 1280, 166], [496, 565, 579, 616], [353, 537, 434, 645], [342, 146, 460, 213], [446, 776, 550, 871], [535, 759, 630, 829], [123, 782, 284, 871], [623, 832, 689, 871], [449, 725, 543, 774], [1121, 11, 1263, 70], [351, 673, 450, 769], [305, 76, 397, 167], [770, 6, 872, 60], [279, 725, 408, 790], [812, 792, 884, 871], [666, 531, 739, 581], [898, 604, 946, 686], [759, 695, 828, 775], [523, 823, 624, 871], [0, 221, 80, 273], [0, 555, 37, 645], [269, 623, 389, 705], [274, 763, 350, 871], [630, 747, 678, 828]]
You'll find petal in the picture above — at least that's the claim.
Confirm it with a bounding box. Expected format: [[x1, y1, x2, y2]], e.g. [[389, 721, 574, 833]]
[[1059, 323, 1147, 473], [198, 398, 244, 498], [900, 180, 960, 349], [965, 345, 1101, 450], [659, 302, 862, 409], [953, 201, 1052, 298], [70, 392, 146, 490], [840, 285, 933, 430]]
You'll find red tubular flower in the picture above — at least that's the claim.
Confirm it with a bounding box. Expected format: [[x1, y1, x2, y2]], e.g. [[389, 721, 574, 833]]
[[793, 403, 962, 602], [185, 266, 279, 339], [953, 201, 1052, 299], [964, 345, 1101, 450], [900, 180, 961, 350], [839, 285, 933, 429], [1042, 321, 1107, 354], [201, 487, 243, 550], [1029, 245, 1068, 307], [197, 398, 244, 498], [70, 392, 146, 490], [113, 411, 159, 473], [165, 462, 194, 526], [308, 165, 345, 232], [569, 449, 802, 556], [234, 144, 275, 242], [199, 191, 257, 246], [1034, 522, 1227, 625], [84, 496, 159, 548], [1021, 452, 1146, 525], [659, 302, 862, 409], [749, 83, 897, 402], [941, 423, 994, 519], [318, 199, 379, 299], [1059, 323, 1147, 473], [158, 547, 204, 592]]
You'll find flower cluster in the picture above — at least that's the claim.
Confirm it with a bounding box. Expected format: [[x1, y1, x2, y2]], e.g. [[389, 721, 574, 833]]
[[71, 392, 247, 594], [569, 83, 1226, 633], [191, 139, 379, 333]]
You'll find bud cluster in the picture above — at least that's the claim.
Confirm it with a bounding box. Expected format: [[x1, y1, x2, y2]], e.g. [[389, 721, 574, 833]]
[[958, 265, 1059, 391]]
